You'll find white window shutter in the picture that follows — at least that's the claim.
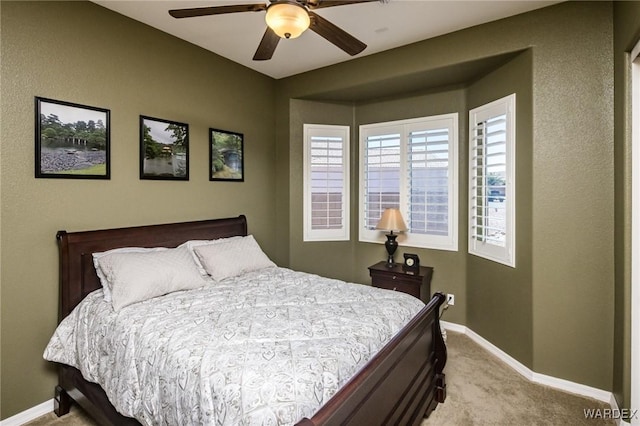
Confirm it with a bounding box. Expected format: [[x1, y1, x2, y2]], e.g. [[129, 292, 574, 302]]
[[303, 124, 350, 241], [468, 94, 516, 267], [359, 114, 458, 251]]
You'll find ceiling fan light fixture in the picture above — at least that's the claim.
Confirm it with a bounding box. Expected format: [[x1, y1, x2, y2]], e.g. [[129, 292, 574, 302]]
[[265, 2, 310, 39]]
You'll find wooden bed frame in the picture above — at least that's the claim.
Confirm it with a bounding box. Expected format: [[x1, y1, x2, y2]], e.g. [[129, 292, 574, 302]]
[[53, 215, 447, 426]]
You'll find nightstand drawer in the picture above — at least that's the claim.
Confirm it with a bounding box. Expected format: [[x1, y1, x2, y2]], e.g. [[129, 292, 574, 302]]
[[371, 276, 420, 298], [371, 272, 418, 287], [368, 261, 433, 302]]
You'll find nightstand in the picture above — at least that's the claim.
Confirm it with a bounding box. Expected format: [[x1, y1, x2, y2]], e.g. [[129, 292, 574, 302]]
[[368, 261, 433, 302]]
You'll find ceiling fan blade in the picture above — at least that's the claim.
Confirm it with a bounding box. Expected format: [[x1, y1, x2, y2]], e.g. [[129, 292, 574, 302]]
[[253, 27, 280, 61], [308, 11, 366, 56], [306, 0, 380, 10], [169, 4, 267, 19]]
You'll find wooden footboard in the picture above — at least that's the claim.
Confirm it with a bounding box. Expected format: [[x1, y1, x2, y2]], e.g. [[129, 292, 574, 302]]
[[53, 216, 447, 425], [297, 292, 447, 426]]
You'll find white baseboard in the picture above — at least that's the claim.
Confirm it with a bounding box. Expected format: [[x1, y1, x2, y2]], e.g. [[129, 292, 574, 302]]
[[441, 321, 614, 404], [0, 399, 52, 426], [440, 320, 466, 334]]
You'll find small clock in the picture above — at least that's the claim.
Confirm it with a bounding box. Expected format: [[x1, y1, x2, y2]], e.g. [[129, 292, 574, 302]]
[[403, 253, 420, 270]]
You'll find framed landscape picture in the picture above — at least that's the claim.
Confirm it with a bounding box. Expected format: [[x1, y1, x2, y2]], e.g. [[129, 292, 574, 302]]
[[209, 128, 244, 182], [35, 97, 110, 179], [140, 115, 189, 180]]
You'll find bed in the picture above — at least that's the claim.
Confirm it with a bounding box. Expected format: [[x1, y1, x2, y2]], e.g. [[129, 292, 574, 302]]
[[46, 215, 447, 425]]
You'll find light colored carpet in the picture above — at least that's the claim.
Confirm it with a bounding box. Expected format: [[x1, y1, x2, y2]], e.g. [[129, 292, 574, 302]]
[[25, 332, 613, 425], [424, 332, 613, 425]]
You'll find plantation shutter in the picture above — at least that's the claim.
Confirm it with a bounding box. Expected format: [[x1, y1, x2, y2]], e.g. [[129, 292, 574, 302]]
[[408, 127, 451, 237], [359, 114, 458, 251], [468, 94, 515, 267], [363, 132, 401, 230], [303, 125, 350, 241], [470, 115, 507, 246]]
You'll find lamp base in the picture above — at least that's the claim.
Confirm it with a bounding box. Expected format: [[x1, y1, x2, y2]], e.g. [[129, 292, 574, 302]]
[[384, 232, 398, 268], [386, 255, 395, 268]]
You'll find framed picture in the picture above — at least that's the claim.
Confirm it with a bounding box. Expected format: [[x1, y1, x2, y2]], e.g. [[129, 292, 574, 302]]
[[35, 97, 110, 179], [140, 115, 189, 180], [209, 128, 244, 182]]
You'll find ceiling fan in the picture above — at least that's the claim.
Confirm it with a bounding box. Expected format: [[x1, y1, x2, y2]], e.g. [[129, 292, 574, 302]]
[[169, 0, 381, 61]]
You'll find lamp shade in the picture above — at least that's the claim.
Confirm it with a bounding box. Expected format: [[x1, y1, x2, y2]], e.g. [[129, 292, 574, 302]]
[[265, 2, 310, 39], [376, 208, 407, 232]]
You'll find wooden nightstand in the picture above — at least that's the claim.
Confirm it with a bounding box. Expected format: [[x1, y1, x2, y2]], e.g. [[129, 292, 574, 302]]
[[368, 261, 433, 302]]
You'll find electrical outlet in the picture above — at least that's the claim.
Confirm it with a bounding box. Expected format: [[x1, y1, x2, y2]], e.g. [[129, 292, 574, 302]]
[[446, 294, 455, 306]]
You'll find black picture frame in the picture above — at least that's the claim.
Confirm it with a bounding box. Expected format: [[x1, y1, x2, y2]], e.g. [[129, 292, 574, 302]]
[[140, 115, 189, 180], [209, 128, 244, 182], [35, 97, 110, 179]]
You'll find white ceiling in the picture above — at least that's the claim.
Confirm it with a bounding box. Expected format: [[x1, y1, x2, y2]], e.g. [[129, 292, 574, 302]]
[[92, 0, 560, 79]]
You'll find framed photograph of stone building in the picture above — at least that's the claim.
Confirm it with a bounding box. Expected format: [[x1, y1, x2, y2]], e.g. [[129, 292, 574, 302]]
[[35, 97, 110, 179], [209, 128, 244, 182]]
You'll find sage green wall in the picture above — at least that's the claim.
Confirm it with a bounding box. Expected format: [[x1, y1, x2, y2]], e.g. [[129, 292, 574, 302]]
[[613, 0, 640, 414], [276, 0, 615, 392], [528, 2, 614, 391], [466, 50, 534, 367], [0, 1, 276, 419]]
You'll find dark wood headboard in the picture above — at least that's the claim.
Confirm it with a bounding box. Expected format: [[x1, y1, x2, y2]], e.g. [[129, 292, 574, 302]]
[[56, 215, 248, 322]]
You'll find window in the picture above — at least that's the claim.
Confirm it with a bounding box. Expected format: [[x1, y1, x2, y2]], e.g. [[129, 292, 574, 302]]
[[303, 124, 350, 241], [359, 114, 458, 250], [468, 94, 516, 267]]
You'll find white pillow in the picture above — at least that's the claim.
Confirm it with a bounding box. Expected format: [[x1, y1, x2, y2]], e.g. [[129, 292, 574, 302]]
[[179, 236, 244, 277], [96, 246, 208, 311], [93, 247, 168, 302], [193, 235, 276, 281]]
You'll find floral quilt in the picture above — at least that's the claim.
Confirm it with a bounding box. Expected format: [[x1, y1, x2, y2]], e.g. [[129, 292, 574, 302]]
[[44, 267, 424, 426]]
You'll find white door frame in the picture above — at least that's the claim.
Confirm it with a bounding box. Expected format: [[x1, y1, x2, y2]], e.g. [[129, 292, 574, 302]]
[[631, 38, 640, 425]]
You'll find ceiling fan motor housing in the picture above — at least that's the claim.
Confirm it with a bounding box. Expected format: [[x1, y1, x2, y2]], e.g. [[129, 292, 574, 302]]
[[265, 1, 311, 39]]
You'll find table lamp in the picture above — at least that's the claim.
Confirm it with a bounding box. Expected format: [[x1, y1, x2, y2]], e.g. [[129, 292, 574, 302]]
[[376, 208, 407, 267]]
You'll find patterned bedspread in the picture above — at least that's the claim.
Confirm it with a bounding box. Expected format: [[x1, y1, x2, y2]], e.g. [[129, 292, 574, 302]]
[[44, 267, 425, 425]]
